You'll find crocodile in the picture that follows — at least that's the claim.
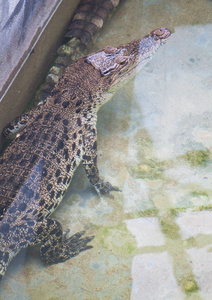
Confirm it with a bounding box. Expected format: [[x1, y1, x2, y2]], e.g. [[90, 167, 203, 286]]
[[0, 27, 171, 279]]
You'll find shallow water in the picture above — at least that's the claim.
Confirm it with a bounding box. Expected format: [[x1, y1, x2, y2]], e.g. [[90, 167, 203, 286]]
[[1, 0, 212, 299]]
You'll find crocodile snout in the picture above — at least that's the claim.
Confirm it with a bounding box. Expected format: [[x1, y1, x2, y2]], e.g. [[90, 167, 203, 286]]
[[152, 27, 171, 42]]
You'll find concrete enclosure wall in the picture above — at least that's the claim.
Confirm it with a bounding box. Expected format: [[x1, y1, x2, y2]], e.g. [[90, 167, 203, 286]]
[[0, 0, 61, 100], [0, 0, 80, 149]]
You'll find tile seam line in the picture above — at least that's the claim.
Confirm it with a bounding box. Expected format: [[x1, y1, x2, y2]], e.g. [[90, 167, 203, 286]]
[[0, 0, 64, 104]]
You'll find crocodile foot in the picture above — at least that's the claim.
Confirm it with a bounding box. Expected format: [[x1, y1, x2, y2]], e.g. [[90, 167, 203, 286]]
[[39, 219, 94, 264], [96, 179, 121, 198], [64, 230, 94, 258]]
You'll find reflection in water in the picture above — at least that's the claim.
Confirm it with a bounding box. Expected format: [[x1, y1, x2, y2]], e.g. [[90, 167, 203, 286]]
[[134, 25, 212, 160], [127, 24, 212, 299]]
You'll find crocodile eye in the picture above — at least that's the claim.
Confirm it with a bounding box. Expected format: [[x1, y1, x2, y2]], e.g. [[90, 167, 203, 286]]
[[115, 56, 128, 65], [120, 58, 127, 65], [105, 46, 118, 53]]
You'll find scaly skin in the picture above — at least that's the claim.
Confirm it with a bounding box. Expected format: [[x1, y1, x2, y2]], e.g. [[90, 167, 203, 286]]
[[0, 27, 171, 279]]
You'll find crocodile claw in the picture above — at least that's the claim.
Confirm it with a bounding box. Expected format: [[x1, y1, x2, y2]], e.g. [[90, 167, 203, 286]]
[[64, 230, 94, 257], [97, 181, 121, 198]]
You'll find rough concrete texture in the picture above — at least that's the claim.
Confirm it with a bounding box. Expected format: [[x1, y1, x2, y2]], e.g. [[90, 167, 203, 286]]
[[0, 0, 60, 98], [0, 0, 212, 299], [131, 252, 184, 299]]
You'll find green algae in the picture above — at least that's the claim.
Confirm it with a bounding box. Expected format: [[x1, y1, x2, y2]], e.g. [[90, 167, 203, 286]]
[[199, 205, 212, 211], [183, 277, 199, 294], [176, 189, 211, 210], [184, 237, 197, 248], [136, 208, 159, 218], [57, 44, 73, 56], [95, 223, 137, 256], [169, 208, 178, 217], [190, 190, 208, 198], [123, 209, 159, 225], [160, 219, 180, 240], [159, 210, 181, 240], [159, 213, 199, 295], [128, 128, 173, 180], [191, 234, 212, 249], [130, 159, 166, 180], [180, 149, 210, 167]]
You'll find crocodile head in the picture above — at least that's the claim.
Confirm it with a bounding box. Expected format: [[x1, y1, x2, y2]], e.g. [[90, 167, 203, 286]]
[[85, 27, 171, 96]]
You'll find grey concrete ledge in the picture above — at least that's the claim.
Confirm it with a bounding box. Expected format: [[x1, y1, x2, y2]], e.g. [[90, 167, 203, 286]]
[[0, 0, 80, 149], [0, 0, 62, 100]]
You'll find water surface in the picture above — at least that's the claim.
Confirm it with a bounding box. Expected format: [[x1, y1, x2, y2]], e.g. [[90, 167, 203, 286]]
[[1, 0, 212, 299]]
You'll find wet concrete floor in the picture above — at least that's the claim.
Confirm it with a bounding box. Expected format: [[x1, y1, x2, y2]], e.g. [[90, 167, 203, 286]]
[[0, 0, 212, 299]]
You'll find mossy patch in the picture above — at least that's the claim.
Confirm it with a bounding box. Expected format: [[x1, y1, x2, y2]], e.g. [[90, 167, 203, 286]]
[[57, 44, 73, 56], [183, 277, 199, 294], [179, 149, 210, 167], [184, 237, 197, 248], [95, 223, 137, 256], [136, 208, 159, 218], [128, 128, 173, 180], [169, 208, 178, 217], [160, 219, 180, 240], [190, 190, 208, 198], [159, 212, 180, 240], [130, 159, 166, 180], [176, 189, 210, 209], [199, 205, 212, 211]]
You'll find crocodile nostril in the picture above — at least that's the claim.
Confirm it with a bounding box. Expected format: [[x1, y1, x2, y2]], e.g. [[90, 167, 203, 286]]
[[153, 27, 171, 41]]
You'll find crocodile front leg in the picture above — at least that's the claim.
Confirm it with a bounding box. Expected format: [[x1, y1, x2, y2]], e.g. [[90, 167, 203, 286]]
[[82, 123, 120, 197], [2, 102, 44, 138], [3, 112, 31, 138], [35, 218, 94, 264]]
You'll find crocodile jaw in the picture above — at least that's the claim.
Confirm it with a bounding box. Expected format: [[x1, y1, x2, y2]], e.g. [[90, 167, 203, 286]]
[[109, 27, 171, 90], [86, 27, 171, 95]]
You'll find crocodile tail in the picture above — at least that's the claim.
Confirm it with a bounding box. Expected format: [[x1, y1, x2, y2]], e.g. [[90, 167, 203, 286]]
[[65, 0, 120, 45]]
